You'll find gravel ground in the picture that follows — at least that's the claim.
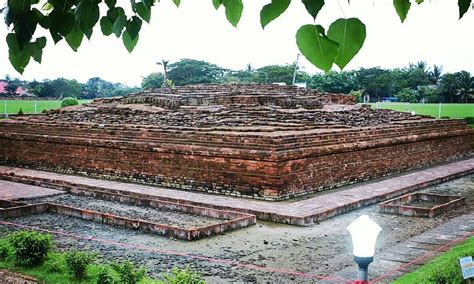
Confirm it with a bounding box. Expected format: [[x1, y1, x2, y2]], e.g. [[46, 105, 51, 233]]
[[0, 175, 472, 283], [29, 194, 225, 229]]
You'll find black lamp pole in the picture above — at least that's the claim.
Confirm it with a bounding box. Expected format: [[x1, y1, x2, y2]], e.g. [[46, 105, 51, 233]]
[[354, 256, 374, 283]]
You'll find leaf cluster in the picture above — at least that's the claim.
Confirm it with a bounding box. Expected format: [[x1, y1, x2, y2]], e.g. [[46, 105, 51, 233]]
[[3, 0, 473, 74]]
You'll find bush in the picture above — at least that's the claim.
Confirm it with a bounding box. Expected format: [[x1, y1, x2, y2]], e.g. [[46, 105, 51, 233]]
[[112, 260, 146, 284], [61, 97, 79, 108], [464, 117, 474, 124], [17, 108, 24, 116], [96, 266, 115, 284], [65, 250, 96, 280], [44, 257, 65, 273], [8, 230, 53, 266], [162, 267, 205, 284], [0, 240, 11, 260]]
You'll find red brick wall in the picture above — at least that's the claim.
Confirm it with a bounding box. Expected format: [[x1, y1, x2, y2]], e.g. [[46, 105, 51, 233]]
[[0, 120, 472, 200]]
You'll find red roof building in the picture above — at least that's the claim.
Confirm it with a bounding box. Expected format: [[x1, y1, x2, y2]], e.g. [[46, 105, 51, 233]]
[[0, 81, 26, 95]]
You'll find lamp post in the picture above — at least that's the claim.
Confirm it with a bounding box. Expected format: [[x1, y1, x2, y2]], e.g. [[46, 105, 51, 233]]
[[347, 215, 382, 284]]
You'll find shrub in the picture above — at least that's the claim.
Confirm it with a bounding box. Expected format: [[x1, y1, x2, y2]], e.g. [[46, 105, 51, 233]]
[[96, 266, 115, 284], [44, 257, 65, 273], [464, 117, 474, 124], [8, 230, 52, 266], [17, 108, 24, 116], [112, 260, 146, 284], [61, 97, 79, 108], [65, 250, 96, 280], [0, 239, 11, 260], [162, 267, 205, 284]]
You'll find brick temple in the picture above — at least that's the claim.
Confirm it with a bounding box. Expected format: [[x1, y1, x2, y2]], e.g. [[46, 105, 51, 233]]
[[0, 84, 473, 200]]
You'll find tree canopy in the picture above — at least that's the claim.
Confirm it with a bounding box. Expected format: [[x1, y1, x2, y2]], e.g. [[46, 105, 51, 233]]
[[2, 1, 472, 74]]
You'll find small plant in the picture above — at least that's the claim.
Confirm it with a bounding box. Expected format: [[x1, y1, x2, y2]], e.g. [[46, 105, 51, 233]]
[[161, 267, 205, 284], [8, 230, 53, 266], [17, 108, 24, 116], [112, 260, 146, 284], [61, 97, 79, 108], [65, 249, 96, 280], [96, 266, 115, 284], [0, 239, 11, 260], [44, 257, 65, 273], [464, 117, 474, 124]]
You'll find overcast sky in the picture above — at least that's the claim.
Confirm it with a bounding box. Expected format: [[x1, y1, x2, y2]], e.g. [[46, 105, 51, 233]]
[[0, 0, 473, 87]]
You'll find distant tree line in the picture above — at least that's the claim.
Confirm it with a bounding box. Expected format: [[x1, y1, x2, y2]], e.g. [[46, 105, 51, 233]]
[[0, 76, 140, 99], [143, 59, 474, 103]]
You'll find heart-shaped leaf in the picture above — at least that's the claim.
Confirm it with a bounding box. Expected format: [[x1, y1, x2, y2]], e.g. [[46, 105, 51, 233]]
[[100, 16, 113, 36], [302, 0, 324, 20], [223, 0, 243, 27], [296, 24, 338, 72], [213, 0, 223, 9], [260, 0, 290, 29], [458, 0, 472, 19], [122, 30, 139, 52], [173, 0, 181, 7], [327, 18, 366, 70], [65, 24, 84, 51], [393, 0, 411, 23], [135, 2, 151, 23]]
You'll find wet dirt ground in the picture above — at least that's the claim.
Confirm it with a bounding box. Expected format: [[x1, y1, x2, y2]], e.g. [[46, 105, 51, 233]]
[[0, 175, 472, 283]]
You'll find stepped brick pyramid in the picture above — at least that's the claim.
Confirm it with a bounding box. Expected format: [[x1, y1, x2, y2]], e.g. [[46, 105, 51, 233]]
[[0, 84, 473, 200]]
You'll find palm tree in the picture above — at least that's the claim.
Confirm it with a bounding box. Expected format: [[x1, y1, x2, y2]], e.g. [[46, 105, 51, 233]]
[[428, 65, 443, 85], [439, 73, 460, 103], [156, 59, 170, 87], [456, 71, 474, 103]]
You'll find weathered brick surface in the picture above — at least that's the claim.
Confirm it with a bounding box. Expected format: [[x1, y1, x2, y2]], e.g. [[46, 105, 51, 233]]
[[0, 84, 472, 199]]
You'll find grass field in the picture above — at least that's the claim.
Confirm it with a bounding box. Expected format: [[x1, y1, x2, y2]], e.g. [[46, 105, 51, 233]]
[[365, 103, 473, 119], [1, 99, 91, 115], [394, 237, 474, 283]]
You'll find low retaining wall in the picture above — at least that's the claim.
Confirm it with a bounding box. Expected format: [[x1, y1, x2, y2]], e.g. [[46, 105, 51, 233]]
[[379, 193, 465, 218], [0, 199, 255, 240]]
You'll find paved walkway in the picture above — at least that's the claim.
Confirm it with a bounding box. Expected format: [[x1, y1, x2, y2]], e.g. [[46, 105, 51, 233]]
[[0, 158, 473, 225], [0, 180, 62, 200], [326, 213, 474, 283]]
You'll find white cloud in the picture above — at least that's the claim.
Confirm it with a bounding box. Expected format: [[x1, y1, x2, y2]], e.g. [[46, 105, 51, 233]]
[[0, 0, 473, 86]]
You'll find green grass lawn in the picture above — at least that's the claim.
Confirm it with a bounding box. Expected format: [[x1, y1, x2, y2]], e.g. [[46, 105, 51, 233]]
[[393, 236, 474, 283], [364, 103, 474, 119], [0, 99, 91, 115]]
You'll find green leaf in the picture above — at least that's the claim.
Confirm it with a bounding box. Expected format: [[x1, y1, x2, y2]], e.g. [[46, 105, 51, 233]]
[[29, 37, 47, 63], [260, 0, 290, 29], [415, 0, 424, 4], [302, 0, 324, 20], [327, 18, 366, 70], [458, 0, 472, 19], [112, 9, 127, 37], [173, 0, 181, 7], [9, 48, 30, 74], [122, 31, 139, 52], [135, 2, 151, 23], [6, 33, 20, 52], [100, 17, 113, 36], [143, 0, 154, 9], [223, 0, 243, 27], [65, 24, 84, 51], [14, 10, 39, 50], [75, 0, 100, 33], [105, 0, 116, 8], [296, 24, 338, 72], [393, 0, 411, 23], [49, 10, 75, 37], [213, 0, 223, 9], [84, 29, 93, 40], [126, 16, 142, 40]]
